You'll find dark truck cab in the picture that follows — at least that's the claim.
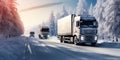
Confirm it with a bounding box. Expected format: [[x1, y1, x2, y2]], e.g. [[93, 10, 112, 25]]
[[77, 17, 98, 45], [39, 27, 49, 39]]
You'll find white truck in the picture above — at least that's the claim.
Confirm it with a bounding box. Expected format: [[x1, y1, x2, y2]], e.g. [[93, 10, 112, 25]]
[[39, 26, 49, 39], [57, 14, 98, 45]]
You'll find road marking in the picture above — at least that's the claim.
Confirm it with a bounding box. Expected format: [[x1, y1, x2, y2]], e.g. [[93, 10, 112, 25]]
[[27, 44, 32, 54]]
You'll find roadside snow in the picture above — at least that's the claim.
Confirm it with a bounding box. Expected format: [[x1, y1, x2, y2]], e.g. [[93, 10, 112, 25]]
[[46, 36, 60, 43]]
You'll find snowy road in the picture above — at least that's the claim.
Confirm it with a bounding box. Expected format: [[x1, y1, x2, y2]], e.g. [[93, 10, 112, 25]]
[[27, 38, 120, 60], [0, 37, 120, 60]]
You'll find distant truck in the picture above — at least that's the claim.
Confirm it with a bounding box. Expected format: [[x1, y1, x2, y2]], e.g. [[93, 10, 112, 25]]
[[57, 14, 98, 45], [39, 26, 49, 39], [30, 31, 35, 37]]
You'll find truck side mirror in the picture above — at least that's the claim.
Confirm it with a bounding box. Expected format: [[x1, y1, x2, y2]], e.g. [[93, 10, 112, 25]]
[[94, 21, 98, 28], [76, 21, 80, 27]]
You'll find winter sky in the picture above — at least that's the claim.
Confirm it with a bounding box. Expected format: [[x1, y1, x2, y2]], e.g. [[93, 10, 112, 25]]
[[16, 0, 96, 33]]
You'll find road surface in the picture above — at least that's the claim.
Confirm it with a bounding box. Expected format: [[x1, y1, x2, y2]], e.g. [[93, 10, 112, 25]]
[[25, 38, 120, 60]]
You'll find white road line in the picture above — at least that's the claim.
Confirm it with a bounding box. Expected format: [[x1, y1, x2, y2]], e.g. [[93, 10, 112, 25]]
[[27, 44, 32, 54]]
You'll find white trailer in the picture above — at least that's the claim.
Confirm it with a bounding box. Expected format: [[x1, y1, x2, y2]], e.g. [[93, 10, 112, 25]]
[[57, 14, 98, 45], [58, 15, 73, 36]]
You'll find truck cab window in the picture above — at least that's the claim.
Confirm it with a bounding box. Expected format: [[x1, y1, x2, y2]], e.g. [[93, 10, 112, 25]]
[[80, 20, 98, 28], [76, 21, 80, 27], [41, 28, 49, 32]]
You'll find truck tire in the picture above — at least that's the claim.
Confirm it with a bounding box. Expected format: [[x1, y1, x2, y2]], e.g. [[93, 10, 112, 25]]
[[39, 35, 42, 39], [74, 36, 78, 45], [60, 36, 63, 43]]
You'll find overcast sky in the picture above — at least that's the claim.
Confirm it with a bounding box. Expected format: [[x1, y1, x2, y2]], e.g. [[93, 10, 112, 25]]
[[16, 0, 97, 32]]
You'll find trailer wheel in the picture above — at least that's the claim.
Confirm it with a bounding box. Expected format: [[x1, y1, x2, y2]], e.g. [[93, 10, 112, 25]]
[[60, 36, 63, 43], [74, 36, 78, 45]]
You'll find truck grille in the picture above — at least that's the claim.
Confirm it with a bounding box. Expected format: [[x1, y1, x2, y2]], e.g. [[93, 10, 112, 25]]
[[83, 30, 96, 34], [84, 36, 94, 41]]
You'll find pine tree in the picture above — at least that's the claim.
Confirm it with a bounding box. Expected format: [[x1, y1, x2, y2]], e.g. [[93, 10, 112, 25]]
[[89, 3, 93, 16], [103, 0, 120, 39], [49, 12, 56, 36], [59, 6, 69, 18], [76, 0, 88, 15], [93, 0, 106, 38]]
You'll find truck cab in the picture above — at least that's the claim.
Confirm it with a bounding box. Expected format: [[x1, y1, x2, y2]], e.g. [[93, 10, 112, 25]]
[[74, 16, 98, 45], [39, 26, 49, 39], [57, 14, 98, 46]]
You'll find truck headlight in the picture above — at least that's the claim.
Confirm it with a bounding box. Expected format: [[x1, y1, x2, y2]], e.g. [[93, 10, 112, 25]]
[[81, 36, 84, 40], [95, 36, 98, 40], [48, 35, 50, 37], [41, 35, 43, 36]]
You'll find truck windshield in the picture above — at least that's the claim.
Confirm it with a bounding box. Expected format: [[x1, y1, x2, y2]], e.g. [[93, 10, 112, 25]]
[[41, 28, 49, 32], [80, 21, 98, 28]]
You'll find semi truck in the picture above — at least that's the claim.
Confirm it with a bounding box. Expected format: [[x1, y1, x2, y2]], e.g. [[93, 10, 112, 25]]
[[57, 14, 98, 45], [39, 26, 49, 39]]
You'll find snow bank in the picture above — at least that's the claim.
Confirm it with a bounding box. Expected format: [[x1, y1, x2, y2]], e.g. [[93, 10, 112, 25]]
[[0, 36, 28, 60], [47, 36, 60, 43], [97, 38, 120, 48], [33, 36, 60, 43], [99, 42, 120, 48]]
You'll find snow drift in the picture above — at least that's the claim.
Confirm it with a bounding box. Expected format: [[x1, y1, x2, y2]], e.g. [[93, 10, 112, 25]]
[[0, 0, 24, 38]]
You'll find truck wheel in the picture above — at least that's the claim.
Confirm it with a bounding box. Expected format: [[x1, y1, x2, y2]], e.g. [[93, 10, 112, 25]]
[[60, 36, 63, 43], [74, 36, 78, 45], [39, 35, 42, 39]]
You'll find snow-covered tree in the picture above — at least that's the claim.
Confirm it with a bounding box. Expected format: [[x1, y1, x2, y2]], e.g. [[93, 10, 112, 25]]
[[0, 0, 24, 38], [93, 0, 106, 38], [76, 0, 88, 15], [49, 12, 56, 36], [89, 3, 93, 16], [94, 0, 106, 22], [103, 0, 120, 39], [59, 6, 69, 18]]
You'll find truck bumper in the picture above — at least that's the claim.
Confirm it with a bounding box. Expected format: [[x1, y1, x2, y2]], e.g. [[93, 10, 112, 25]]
[[79, 35, 98, 43]]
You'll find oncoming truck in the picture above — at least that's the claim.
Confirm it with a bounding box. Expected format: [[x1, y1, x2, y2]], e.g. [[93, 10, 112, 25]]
[[57, 14, 98, 45], [39, 26, 49, 39]]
